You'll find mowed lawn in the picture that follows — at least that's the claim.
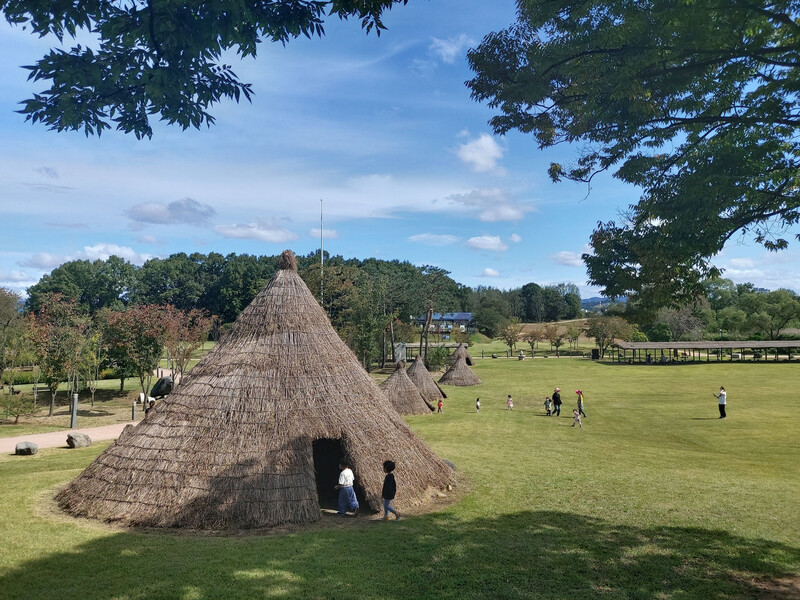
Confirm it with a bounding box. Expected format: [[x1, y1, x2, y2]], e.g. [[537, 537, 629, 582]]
[[0, 358, 798, 599]]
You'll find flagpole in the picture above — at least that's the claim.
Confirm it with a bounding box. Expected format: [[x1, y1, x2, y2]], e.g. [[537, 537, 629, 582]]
[[320, 198, 324, 307]]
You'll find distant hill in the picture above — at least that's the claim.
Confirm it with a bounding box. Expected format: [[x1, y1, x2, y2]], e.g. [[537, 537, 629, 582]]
[[581, 296, 627, 311]]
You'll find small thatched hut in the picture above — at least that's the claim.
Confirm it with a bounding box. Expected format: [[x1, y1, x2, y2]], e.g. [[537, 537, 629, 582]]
[[407, 358, 447, 404], [57, 250, 454, 530], [451, 343, 474, 366], [379, 362, 434, 415], [439, 355, 481, 386]]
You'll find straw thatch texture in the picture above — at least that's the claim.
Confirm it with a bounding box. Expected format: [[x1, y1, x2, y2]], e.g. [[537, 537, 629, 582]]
[[407, 358, 447, 403], [451, 343, 474, 366], [379, 362, 434, 415], [57, 250, 454, 530], [439, 355, 481, 386]]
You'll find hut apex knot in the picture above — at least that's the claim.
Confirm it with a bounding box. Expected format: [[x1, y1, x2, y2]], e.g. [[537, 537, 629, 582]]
[[278, 250, 297, 271]]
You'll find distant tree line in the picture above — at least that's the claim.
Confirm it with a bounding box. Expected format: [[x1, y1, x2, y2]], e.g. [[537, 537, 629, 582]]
[[22, 252, 586, 367]]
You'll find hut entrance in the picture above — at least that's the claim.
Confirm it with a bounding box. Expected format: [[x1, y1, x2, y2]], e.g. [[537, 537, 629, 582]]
[[313, 438, 346, 510], [312, 438, 367, 511]]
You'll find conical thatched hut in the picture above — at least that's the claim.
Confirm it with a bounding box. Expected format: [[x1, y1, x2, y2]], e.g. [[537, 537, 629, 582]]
[[407, 358, 447, 404], [379, 362, 434, 415], [57, 250, 454, 530], [451, 343, 474, 366], [439, 355, 481, 386]]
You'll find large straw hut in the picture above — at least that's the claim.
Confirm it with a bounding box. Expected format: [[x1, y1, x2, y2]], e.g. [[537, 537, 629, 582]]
[[439, 355, 481, 386], [451, 342, 474, 366], [379, 361, 434, 415], [407, 358, 447, 404], [56, 250, 454, 530]]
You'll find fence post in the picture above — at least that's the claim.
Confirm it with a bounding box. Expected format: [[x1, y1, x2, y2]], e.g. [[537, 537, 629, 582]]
[[70, 393, 78, 429]]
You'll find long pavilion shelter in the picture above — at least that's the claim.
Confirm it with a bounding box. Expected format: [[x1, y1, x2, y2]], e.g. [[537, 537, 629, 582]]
[[612, 341, 800, 364]]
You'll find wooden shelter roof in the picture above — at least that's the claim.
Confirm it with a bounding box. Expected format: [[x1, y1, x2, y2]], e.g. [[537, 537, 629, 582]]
[[615, 341, 800, 350]]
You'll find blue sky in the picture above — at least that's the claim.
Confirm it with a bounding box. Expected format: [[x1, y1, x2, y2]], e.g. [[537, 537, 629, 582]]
[[2, 0, 798, 299]]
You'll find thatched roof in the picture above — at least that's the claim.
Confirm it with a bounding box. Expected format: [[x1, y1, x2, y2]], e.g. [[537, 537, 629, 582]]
[[439, 355, 481, 386], [451, 342, 474, 366], [379, 362, 434, 415], [407, 358, 447, 402], [57, 250, 454, 530]]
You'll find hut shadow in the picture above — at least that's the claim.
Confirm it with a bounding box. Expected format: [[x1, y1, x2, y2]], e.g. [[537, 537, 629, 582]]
[[3, 511, 799, 599]]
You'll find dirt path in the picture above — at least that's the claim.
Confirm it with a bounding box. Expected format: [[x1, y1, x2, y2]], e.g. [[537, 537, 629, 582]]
[[1, 422, 135, 454]]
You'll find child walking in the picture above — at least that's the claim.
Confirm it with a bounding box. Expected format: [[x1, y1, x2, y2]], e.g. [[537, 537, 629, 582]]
[[476, 397, 481, 412], [576, 389, 586, 418], [544, 397, 552, 416], [571, 409, 582, 428], [507, 394, 514, 410], [437, 399, 443, 413], [382, 460, 400, 520]]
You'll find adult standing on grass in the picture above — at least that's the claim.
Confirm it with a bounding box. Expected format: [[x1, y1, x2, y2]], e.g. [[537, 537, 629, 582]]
[[552, 388, 562, 416], [714, 386, 727, 419]]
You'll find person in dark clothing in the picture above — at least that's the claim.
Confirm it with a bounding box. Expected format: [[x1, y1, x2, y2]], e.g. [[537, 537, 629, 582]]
[[552, 388, 562, 416], [382, 460, 400, 520]]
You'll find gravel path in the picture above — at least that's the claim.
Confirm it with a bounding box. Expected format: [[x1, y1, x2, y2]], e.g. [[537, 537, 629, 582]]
[[1, 422, 135, 454]]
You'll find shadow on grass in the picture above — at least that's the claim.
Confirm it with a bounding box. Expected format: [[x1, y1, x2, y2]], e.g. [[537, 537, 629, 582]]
[[2, 511, 798, 599]]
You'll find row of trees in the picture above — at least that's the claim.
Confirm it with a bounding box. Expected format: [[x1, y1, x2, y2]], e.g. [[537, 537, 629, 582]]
[[1, 288, 212, 417], [23, 252, 585, 367], [609, 279, 800, 342]]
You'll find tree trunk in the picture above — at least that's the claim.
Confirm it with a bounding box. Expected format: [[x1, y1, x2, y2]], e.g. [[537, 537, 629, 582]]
[[48, 388, 57, 417], [389, 321, 396, 363], [119, 375, 125, 392]]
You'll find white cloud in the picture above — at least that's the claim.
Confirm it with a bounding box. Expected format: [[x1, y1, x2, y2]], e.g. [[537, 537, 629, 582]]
[[467, 235, 508, 252], [0, 270, 32, 283], [80, 243, 152, 265], [510, 234, 522, 243], [408, 233, 459, 246], [215, 218, 298, 243], [19, 252, 64, 270], [447, 188, 529, 222], [137, 234, 163, 246], [126, 197, 216, 226], [20, 244, 153, 270], [551, 251, 584, 267], [429, 34, 474, 64], [310, 228, 338, 239], [480, 205, 525, 222], [456, 134, 505, 173], [729, 258, 756, 269], [479, 268, 500, 277], [35, 166, 59, 179]]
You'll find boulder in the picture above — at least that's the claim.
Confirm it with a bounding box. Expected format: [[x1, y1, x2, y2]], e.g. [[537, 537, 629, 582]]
[[15, 442, 38, 455], [66, 433, 92, 448]]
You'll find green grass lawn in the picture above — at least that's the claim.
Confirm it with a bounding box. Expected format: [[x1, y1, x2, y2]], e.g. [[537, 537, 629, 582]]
[[1, 359, 798, 599]]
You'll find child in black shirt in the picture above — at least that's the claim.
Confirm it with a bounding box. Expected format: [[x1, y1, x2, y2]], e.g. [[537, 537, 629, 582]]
[[382, 460, 401, 520]]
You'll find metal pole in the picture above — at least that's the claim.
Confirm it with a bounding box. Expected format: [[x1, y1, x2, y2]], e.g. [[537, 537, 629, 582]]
[[70, 393, 78, 429], [320, 198, 324, 307], [132, 402, 137, 420]]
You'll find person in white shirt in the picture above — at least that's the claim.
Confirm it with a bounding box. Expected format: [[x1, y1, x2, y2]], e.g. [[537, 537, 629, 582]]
[[335, 461, 359, 516], [713, 386, 727, 419]]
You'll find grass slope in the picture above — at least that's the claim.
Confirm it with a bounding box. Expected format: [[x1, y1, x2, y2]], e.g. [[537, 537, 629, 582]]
[[1, 359, 798, 599]]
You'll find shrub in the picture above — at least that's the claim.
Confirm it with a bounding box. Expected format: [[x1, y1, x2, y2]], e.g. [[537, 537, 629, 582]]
[[1, 369, 40, 386], [0, 394, 38, 424], [98, 368, 118, 380], [425, 346, 450, 371]]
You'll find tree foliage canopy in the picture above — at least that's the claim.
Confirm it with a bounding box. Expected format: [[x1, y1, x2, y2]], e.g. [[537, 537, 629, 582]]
[[2, 0, 408, 138], [467, 0, 800, 308]]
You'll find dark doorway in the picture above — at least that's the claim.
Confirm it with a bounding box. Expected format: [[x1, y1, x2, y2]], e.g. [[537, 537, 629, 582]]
[[313, 438, 345, 510], [312, 438, 368, 512]]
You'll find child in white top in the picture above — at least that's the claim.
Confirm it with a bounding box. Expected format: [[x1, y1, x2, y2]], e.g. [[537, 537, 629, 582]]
[[476, 397, 481, 412], [507, 395, 514, 410], [571, 409, 582, 428]]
